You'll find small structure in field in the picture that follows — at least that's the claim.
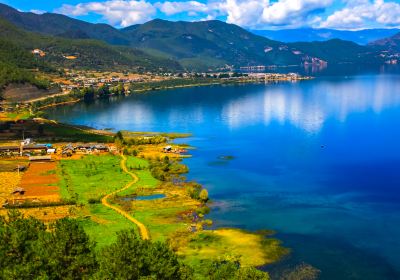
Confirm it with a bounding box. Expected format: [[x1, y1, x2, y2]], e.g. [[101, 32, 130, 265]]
[[47, 148, 56, 154], [163, 146, 172, 152], [11, 187, 25, 195], [29, 155, 52, 161]]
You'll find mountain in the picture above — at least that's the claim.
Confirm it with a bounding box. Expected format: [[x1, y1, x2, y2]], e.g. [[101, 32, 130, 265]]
[[0, 3, 129, 45], [252, 28, 400, 45], [121, 19, 304, 70], [289, 39, 374, 64], [0, 3, 386, 70], [121, 19, 387, 69], [369, 32, 400, 52], [0, 17, 182, 72]]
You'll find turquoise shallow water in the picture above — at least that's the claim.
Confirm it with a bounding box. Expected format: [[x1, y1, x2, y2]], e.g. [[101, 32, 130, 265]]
[[47, 72, 400, 279]]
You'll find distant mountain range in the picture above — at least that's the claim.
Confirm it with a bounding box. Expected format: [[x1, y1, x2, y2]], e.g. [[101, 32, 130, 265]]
[[369, 32, 400, 52], [0, 3, 397, 73], [251, 28, 400, 45]]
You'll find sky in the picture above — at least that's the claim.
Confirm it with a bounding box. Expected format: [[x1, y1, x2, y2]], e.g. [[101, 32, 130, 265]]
[[2, 0, 400, 30]]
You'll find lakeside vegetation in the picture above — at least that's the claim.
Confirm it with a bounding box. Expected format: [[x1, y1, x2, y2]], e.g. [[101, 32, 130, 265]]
[[0, 109, 314, 279]]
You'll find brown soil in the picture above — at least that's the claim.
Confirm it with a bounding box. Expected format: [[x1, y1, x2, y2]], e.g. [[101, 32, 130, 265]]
[[19, 161, 60, 202]]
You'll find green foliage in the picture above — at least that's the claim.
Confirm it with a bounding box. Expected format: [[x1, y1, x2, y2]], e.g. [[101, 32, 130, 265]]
[[279, 263, 320, 280], [83, 87, 95, 102], [149, 157, 188, 182], [124, 136, 167, 145], [0, 212, 197, 279], [38, 219, 98, 279], [96, 229, 190, 280], [111, 83, 126, 95], [0, 16, 182, 72], [187, 181, 209, 203], [199, 189, 209, 203], [0, 211, 96, 279], [205, 259, 270, 280], [0, 40, 50, 94], [97, 85, 110, 99], [59, 155, 131, 203]]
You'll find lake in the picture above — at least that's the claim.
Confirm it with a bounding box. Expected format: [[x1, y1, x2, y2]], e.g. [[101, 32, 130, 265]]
[[47, 70, 400, 279]]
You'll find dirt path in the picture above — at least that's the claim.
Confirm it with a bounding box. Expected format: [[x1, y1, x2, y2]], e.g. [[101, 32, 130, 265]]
[[101, 154, 150, 240]]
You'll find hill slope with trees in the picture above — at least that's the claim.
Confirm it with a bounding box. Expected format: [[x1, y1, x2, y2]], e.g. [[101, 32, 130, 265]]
[[0, 3, 386, 71]]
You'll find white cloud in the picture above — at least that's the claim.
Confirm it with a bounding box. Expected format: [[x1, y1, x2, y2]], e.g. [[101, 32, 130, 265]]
[[155, 1, 209, 16], [30, 9, 46, 15], [53, 0, 400, 29], [55, 0, 156, 27], [218, 0, 269, 27], [260, 0, 333, 26], [154, 0, 333, 28], [320, 0, 400, 29]]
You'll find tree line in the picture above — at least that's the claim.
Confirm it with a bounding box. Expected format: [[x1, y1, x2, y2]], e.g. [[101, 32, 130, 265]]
[[0, 211, 270, 279]]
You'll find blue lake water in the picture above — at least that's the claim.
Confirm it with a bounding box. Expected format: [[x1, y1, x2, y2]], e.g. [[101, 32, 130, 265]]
[[47, 71, 400, 279], [121, 194, 166, 201]]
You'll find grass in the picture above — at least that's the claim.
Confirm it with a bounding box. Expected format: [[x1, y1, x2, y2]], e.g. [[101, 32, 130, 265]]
[[43, 123, 113, 143], [59, 154, 131, 203], [56, 151, 289, 269], [180, 229, 289, 270], [0, 119, 113, 143], [78, 204, 138, 248], [133, 205, 192, 242], [58, 154, 138, 248], [118, 156, 160, 196]]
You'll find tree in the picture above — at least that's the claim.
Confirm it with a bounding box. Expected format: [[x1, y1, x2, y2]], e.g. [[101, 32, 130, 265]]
[[97, 85, 110, 99], [0, 211, 46, 279], [83, 87, 95, 102], [206, 259, 270, 280], [0, 212, 97, 279], [37, 219, 97, 279], [199, 189, 209, 203], [37, 124, 44, 135], [235, 267, 270, 280], [97, 230, 190, 280]]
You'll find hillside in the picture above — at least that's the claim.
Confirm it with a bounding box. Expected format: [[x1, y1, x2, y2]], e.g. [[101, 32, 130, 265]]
[[290, 39, 379, 64], [0, 18, 182, 72], [121, 19, 384, 68], [252, 28, 400, 45], [0, 3, 128, 45], [121, 19, 303, 70], [0, 37, 51, 95], [369, 32, 400, 52]]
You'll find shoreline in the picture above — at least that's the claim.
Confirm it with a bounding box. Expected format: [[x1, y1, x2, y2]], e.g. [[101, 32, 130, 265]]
[[30, 75, 313, 111]]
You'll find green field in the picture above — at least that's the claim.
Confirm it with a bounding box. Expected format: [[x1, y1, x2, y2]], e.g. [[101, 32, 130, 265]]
[[58, 154, 138, 247], [43, 123, 113, 142], [57, 153, 288, 274], [59, 155, 131, 203], [77, 204, 138, 248]]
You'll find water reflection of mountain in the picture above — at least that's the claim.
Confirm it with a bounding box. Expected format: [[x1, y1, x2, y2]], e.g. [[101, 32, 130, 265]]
[[222, 75, 400, 132]]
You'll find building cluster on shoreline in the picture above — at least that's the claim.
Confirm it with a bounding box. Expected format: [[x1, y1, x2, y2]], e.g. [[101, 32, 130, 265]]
[[55, 70, 310, 93]]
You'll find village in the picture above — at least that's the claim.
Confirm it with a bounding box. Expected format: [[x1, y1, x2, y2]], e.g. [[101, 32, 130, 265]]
[[0, 116, 191, 211]]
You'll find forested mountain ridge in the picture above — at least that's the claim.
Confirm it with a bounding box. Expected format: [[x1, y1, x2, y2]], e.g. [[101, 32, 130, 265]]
[[0, 3, 387, 71]]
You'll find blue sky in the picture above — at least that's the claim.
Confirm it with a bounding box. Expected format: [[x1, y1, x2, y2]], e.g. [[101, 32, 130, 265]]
[[2, 0, 400, 30]]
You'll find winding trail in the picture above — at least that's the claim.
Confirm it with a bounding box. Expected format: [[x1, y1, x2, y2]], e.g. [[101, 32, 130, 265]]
[[101, 153, 150, 240]]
